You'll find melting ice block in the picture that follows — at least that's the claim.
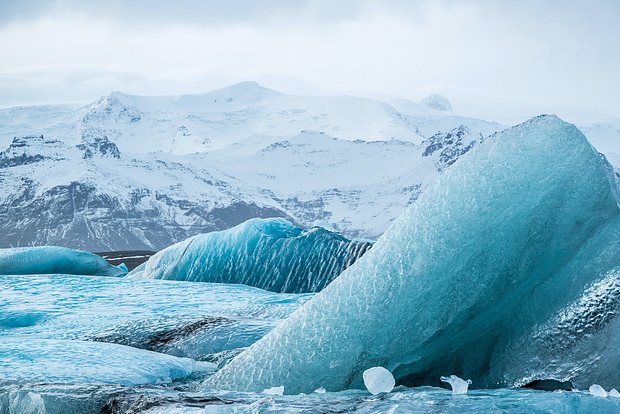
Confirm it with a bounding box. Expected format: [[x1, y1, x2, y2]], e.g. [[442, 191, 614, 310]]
[[441, 375, 472, 395], [0, 246, 127, 277], [263, 386, 285, 395], [206, 115, 620, 393], [590, 385, 608, 398], [363, 367, 395, 394], [128, 218, 371, 293]]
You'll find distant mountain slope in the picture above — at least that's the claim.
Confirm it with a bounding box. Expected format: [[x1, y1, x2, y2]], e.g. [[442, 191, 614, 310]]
[[0, 125, 482, 249], [0, 82, 502, 155], [1, 83, 615, 250]]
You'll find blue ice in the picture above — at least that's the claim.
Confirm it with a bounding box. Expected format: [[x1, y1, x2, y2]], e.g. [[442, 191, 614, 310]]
[[207, 115, 620, 393], [0, 246, 127, 277], [128, 218, 371, 293]]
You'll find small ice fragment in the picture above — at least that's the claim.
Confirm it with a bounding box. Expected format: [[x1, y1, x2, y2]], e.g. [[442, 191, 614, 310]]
[[589, 384, 608, 397], [609, 388, 620, 398], [363, 366, 395, 395], [440, 375, 472, 395], [262, 386, 284, 395], [314, 387, 326, 394]]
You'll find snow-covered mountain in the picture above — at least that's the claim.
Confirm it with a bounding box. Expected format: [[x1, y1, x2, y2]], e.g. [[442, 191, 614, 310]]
[[0, 82, 616, 250], [0, 82, 501, 154]]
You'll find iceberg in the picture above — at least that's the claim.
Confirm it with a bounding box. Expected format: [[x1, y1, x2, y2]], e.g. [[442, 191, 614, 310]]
[[206, 116, 620, 393], [0, 246, 127, 277], [128, 218, 372, 293]]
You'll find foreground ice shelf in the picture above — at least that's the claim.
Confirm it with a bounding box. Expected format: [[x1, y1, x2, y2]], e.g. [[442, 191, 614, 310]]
[[207, 115, 620, 393], [0, 274, 308, 362], [0, 337, 211, 386]]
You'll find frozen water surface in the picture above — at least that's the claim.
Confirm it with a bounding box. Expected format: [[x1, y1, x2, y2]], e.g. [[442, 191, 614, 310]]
[[4, 385, 620, 414], [0, 274, 309, 360], [0, 337, 211, 385], [0, 274, 310, 412]]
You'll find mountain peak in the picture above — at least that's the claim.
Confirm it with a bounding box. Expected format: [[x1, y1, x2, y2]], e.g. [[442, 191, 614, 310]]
[[204, 81, 282, 101], [420, 94, 452, 112]]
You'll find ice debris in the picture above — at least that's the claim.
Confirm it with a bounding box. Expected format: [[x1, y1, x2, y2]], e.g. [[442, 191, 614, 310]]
[[363, 367, 395, 395], [262, 386, 284, 395], [441, 375, 472, 395], [590, 384, 608, 397]]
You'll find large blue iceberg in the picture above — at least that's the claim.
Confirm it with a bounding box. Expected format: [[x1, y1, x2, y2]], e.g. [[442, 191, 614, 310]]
[[206, 115, 620, 393], [128, 218, 372, 293], [0, 246, 127, 277]]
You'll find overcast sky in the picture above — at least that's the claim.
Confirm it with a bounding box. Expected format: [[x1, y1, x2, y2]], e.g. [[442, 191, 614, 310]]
[[0, 0, 618, 122]]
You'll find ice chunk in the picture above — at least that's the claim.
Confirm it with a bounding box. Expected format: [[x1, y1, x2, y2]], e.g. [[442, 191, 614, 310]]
[[363, 367, 395, 394], [314, 387, 326, 394], [0, 337, 207, 385], [590, 384, 608, 397], [128, 218, 372, 293], [441, 375, 472, 395], [206, 116, 620, 393], [262, 386, 284, 395], [0, 246, 127, 277], [609, 388, 620, 398], [0, 274, 308, 361]]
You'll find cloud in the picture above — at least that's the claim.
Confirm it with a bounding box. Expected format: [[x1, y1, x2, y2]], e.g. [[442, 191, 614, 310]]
[[0, 0, 618, 121], [0, 0, 375, 27]]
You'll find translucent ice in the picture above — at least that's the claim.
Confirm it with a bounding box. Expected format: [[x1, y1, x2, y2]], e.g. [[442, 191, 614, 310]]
[[207, 116, 620, 393], [441, 375, 472, 395], [263, 386, 285, 395], [610, 388, 620, 398], [590, 384, 608, 398], [128, 218, 371, 293], [0, 274, 308, 361], [0, 337, 210, 385], [363, 367, 395, 394], [0, 246, 127, 277]]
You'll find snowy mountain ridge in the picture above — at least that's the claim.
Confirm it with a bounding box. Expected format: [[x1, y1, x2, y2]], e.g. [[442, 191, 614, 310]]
[[0, 82, 502, 155], [0, 82, 617, 250]]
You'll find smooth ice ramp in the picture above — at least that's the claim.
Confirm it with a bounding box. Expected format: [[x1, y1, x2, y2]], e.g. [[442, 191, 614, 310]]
[[128, 218, 371, 293], [0, 246, 127, 277], [206, 115, 620, 393], [0, 338, 210, 386]]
